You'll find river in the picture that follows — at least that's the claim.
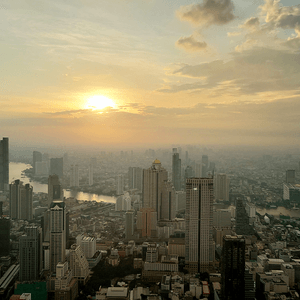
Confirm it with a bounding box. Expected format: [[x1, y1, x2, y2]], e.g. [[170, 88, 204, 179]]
[[9, 162, 116, 203]]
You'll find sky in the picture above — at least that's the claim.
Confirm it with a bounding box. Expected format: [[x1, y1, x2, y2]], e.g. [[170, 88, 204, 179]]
[[1, 0, 300, 148]]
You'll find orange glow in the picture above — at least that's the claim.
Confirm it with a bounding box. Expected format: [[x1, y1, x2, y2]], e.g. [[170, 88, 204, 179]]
[[85, 95, 116, 110]]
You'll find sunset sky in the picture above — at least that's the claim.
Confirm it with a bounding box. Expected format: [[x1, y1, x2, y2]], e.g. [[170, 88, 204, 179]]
[[1, 0, 300, 148]]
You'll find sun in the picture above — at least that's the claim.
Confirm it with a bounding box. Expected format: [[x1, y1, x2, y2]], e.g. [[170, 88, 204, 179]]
[[85, 95, 116, 110]]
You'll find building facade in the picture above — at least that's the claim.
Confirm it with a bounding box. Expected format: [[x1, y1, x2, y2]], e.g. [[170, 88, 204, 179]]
[[172, 149, 181, 191], [0, 137, 9, 192]]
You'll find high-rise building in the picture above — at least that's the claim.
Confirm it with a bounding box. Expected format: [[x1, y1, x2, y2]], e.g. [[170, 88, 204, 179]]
[[160, 181, 176, 220], [202, 155, 208, 177], [221, 235, 245, 300], [50, 158, 63, 178], [128, 167, 143, 191], [116, 174, 124, 196], [69, 244, 89, 284], [136, 208, 157, 238], [172, 149, 181, 191], [125, 211, 135, 240], [48, 175, 63, 206], [214, 173, 230, 201], [19, 226, 42, 282], [33, 151, 43, 175], [76, 235, 96, 259], [49, 201, 66, 273], [88, 164, 93, 186], [70, 165, 79, 187], [115, 193, 131, 211], [0, 137, 9, 192], [143, 159, 168, 214], [184, 166, 194, 190], [0, 217, 10, 256], [185, 178, 214, 273], [286, 170, 296, 184], [10, 180, 33, 220], [235, 199, 254, 236]]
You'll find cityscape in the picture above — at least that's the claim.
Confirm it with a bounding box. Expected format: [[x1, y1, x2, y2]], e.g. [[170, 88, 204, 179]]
[[1, 0, 300, 300], [1, 138, 300, 300]]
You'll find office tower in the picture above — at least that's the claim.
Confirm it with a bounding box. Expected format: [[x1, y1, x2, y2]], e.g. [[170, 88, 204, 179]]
[[0, 137, 9, 192], [70, 165, 79, 187], [286, 170, 296, 184], [49, 201, 66, 273], [235, 199, 254, 236], [221, 235, 245, 300], [185, 178, 214, 273], [143, 159, 168, 215], [213, 209, 231, 228], [172, 149, 181, 191], [69, 244, 89, 284], [116, 174, 124, 195], [48, 175, 63, 206], [10, 180, 33, 220], [128, 167, 143, 191], [125, 211, 135, 240], [214, 173, 230, 201], [33, 151, 43, 175], [76, 235, 96, 259], [184, 166, 194, 190], [175, 191, 186, 213], [88, 164, 93, 186], [136, 208, 157, 238], [19, 226, 41, 282], [50, 158, 63, 178], [160, 181, 176, 220], [244, 268, 256, 300], [202, 155, 208, 177], [0, 217, 10, 256], [115, 193, 131, 211], [195, 163, 201, 177]]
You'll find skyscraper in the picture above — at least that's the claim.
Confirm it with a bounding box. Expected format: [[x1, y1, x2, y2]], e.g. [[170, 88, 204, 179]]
[[185, 178, 214, 273], [221, 235, 245, 300], [33, 151, 43, 175], [10, 180, 33, 220], [50, 157, 63, 178], [70, 165, 79, 187], [128, 167, 143, 191], [19, 226, 42, 282], [172, 148, 181, 191], [136, 207, 157, 238], [0, 217, 10, 256], [49, 201, 66, 273], [214, 173, 230, 201], [201, 155, 208, 177], [116, 174, 124, 195], [48, 175, 63, 206], [160, 181, 176, 220], [0, 137, 9, 192], [235, 199, 254, 236]]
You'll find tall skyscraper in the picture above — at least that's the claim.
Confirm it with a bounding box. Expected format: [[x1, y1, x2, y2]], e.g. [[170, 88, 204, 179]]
[[235, 199, 254, 236], [221, 235, 245, 300], [185, 178, 214, 273], [136, 207, 157, 238], [160, 181, 176, 220], [128, 167, 143, 191], [48, 175, 63, 206], [19, 226, 42, 282], [172, 149, 181, 191], [201, 155, 209, 177], [50, 158, 63, 178], [214, 173, 230, 201], [116, 174, 124, 195], [184, 166, 194, 190], [10, 180, 33, 220], [70, 165, 79, 187], [32, 151, 43, 175], [286, 170, 296, 184], [0, 217, 10, 256], [0, 137, 9, 192], [49, 201, 66, 273]]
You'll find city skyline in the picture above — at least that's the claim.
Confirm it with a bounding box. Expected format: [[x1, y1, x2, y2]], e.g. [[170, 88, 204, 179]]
[[1, 0, 300, 148]]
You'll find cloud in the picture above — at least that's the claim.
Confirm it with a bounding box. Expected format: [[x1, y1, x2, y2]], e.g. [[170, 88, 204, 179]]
[[242, 17, 260, 31], [227, 31, 242, 37], [176, 0, 236, 27], [162, 47, 300, 95], [176, 35, 207, 52]]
